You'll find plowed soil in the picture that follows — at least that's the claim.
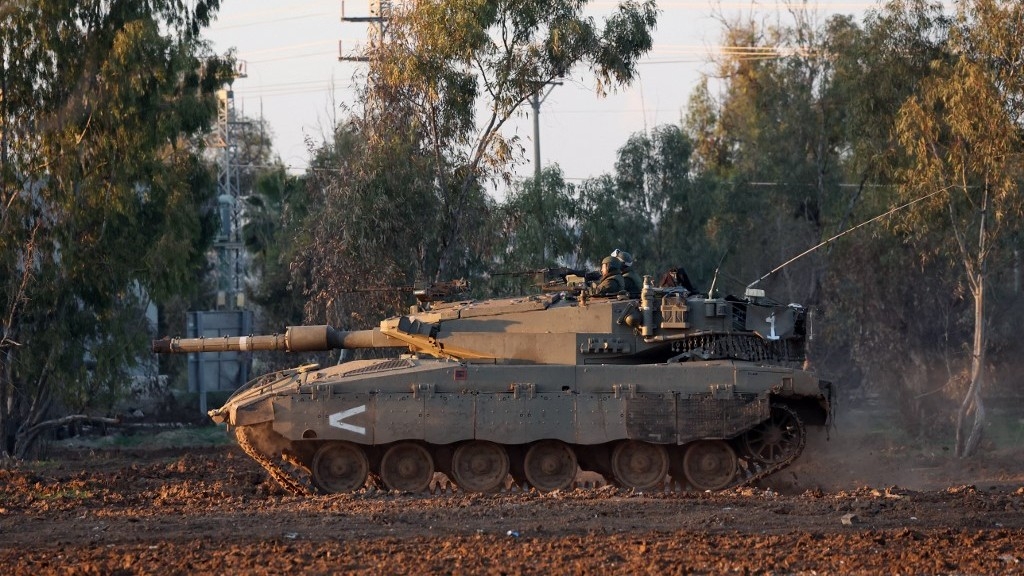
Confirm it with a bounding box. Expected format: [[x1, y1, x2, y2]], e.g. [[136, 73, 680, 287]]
[[2, 428, 1023, 575]]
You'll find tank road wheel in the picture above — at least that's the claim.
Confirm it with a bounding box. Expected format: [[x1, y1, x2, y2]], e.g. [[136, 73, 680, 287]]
[[611, 440, 669, 490], [683, 440, 737, 491], [380, 442, 434, 493], [311, 442, 369, 493], [524, 440, 578, 492], [741, 404, 806, 465], [452, 441, 509, 493]]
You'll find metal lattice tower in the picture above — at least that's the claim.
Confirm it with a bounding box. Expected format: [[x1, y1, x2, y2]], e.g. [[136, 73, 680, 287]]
[[189, 62, 255, 416], [209, 62, 248, 309]]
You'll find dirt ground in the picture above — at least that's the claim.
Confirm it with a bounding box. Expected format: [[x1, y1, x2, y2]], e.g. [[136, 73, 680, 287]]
[[2, 425, 1023, 575]]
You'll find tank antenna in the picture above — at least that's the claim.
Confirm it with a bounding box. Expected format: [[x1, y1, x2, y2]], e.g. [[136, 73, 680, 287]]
[[746, 186, 950, 289], [707, 249, 730, 298]]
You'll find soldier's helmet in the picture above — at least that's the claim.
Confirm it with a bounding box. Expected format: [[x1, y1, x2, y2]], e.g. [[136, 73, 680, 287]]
[[601, 256, 622, 271], [611, 249, 634, 268]]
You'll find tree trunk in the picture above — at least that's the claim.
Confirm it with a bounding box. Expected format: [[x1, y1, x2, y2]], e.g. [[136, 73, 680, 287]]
[[13, 414, 121, 460], [955, 259, 986, 458]]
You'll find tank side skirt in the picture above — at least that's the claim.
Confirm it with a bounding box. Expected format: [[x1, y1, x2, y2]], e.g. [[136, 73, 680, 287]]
[[269, 363, 809, 447], [248, 362, 818, 493]]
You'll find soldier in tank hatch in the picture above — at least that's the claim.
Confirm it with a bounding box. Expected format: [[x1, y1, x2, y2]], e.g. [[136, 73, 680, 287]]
[[589, 256, 625, 296], [658, 265, 698, 294], [611, 249, 642, 298]]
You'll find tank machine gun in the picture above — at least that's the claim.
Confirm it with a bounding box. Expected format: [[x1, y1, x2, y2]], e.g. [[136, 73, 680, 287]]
[[154, 277, 832, 495], [487, 266, 596, 293]]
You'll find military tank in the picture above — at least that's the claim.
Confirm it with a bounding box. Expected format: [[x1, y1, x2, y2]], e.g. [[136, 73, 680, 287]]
[[153, 276, 832, 495]]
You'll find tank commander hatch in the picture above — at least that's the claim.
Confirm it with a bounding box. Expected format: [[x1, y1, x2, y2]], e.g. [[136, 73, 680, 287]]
[[589, 256, 625, 296]]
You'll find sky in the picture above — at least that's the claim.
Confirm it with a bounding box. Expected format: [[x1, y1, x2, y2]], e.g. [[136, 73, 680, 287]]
[[204, 1, 899, 192]]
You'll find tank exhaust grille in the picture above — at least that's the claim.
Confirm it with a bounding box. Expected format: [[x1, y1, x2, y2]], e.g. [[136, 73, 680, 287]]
[[343, 358, 416, 377]]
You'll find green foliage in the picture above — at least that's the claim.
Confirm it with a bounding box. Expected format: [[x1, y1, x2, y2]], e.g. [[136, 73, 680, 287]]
[[809, 0, 953, 405], [492, 166, 579, 294], [0, 0, 229, 457], [366, 0, 658, 280], [707, 11, 856, 298], [283, 0, 658, 321], [891, 0, 1024, 456], [573, 124, 722, 290], [296, 121, 469, 327], [242, 164, 309, 329], [502, 166, 579, 266]]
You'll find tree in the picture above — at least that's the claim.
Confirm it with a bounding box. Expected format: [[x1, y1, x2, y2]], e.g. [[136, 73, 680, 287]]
[[296, 121, 463, 329], [494, 165, 579, 293], [689, 5, 852, 302], [242, 164, 309, 329], [797, 0, 963, 439], [0, 1, 230, 457], [575, 124, 717, 287], [367, 0, 658, 281], [287, 0, 657, 327], [894, 0, 1024, 457]]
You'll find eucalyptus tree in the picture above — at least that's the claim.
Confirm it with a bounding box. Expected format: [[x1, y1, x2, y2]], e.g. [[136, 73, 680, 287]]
[[812, 0, 960, 437], [612, 125, 717, 278], [694, 6, 856, 302], [894, 0, 1024, 457], [574, 124, 715, 286], [296, 121, 450, 330], [495, 166, 579, 285], [365, 0, 658, 281], [0, 1, 230, 457], [242, 165, 309, 329]]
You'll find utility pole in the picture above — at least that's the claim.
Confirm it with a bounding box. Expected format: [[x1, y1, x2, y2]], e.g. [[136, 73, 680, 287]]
[[339, 1, 390, 62], [529, 81, 561, 262], [529, 81, 562, 183]]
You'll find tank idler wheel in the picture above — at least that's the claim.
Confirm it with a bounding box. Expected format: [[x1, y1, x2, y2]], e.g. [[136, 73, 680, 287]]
[[741, 404, 806, 465], [683, 440, 737, 491], [380, 442, 435, 493], [311, 441, 369, 493], [524, 440, 577, 492], [611, 440, 669, 490], [452, 441, 509, 493]]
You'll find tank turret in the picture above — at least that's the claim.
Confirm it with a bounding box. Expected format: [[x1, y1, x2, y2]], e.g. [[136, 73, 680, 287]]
[[154, 280, 808, 365], [154, 278, 832, 495]]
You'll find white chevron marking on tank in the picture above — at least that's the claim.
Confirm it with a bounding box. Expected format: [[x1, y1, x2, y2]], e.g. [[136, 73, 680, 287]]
[[328, 405, 367, 435]]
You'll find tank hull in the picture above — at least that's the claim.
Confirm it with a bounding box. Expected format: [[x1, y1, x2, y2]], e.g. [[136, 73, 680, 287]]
[[213, 357, 831, 493]]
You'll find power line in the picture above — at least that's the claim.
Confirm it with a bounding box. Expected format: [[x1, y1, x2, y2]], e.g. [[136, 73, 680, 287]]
[[210, 10, 335, 31], [248, 51, 343, 65], [239, 41, 338, 57]]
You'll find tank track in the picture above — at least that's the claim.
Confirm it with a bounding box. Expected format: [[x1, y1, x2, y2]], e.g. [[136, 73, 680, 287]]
[[234, 410, 806, 496], [235, 426, 314, 496], [728, 405, 807, 490]]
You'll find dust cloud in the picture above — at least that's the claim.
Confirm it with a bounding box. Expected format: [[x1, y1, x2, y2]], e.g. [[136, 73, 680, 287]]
[[765, 402, 1022, 493]]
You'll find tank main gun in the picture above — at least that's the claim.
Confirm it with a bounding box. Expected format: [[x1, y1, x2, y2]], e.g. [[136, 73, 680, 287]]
[[151, 325, 402, 354]]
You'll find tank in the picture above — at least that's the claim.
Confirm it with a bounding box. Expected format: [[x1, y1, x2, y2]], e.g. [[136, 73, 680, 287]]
[[153, 277, 832, 495]]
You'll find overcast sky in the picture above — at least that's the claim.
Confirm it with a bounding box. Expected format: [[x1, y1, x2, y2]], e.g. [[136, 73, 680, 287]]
[[205, 1, 909, 194]]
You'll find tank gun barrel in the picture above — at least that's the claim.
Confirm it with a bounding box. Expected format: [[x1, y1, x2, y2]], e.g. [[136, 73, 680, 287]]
[[151, 325, 401, 354]]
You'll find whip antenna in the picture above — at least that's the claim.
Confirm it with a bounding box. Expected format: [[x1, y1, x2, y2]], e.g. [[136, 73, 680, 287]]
[[747, 186, 950, 289]]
